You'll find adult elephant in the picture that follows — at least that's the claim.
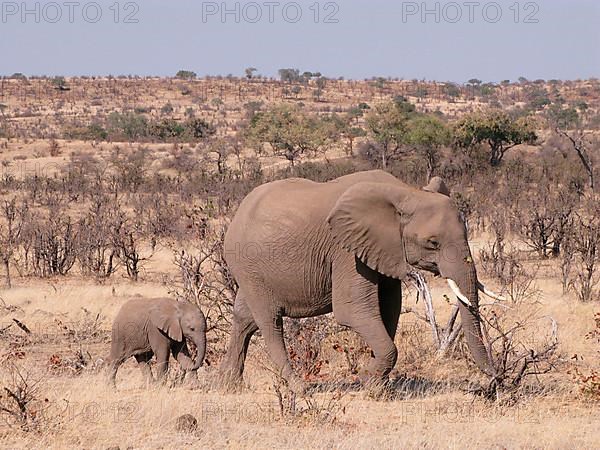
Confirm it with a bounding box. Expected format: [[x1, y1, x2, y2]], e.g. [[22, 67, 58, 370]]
[[221, 170, 500, 391]]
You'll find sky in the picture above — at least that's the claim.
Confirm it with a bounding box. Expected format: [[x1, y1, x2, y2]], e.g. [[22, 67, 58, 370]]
[[0, 0, 598, 82]]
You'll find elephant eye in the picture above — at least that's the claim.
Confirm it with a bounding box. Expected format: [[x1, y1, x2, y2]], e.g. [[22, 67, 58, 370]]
[[190, 327, 195, 331], [426, 238, 440, 250]]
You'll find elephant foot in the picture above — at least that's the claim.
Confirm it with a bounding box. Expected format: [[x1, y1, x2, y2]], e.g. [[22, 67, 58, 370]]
[[363, 376, 394, 400], [181, 371, 201, 389], [357, 369, 393, 400], [106, 372, 118, 389], [367, 379, 394, 400]]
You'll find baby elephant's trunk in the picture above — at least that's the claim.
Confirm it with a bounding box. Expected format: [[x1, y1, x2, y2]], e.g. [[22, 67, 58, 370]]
[[191, 334, 206, 370]]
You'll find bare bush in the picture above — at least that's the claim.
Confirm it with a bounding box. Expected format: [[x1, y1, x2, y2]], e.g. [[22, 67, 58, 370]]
[[479, 220, 540, 305], [271, 372, 351, 425], [168, 222, 235, 345], [47, 349, 92, 376], [48, 139, 61, 157], [516, 184, 575, 258], [0, 198, 29, 288], [331, 331, 370, 377], [479, 304, 560, 403], [284, 316, 335, 382], [54, 309, 107, 343], [111, 209, 153, 282], [569, 312, 600, 400], [109, 145, 150, 193], [478, 212, 508, 279], [76, 195, 119, 280], [30, 213, 77, 277], [566, 205, 600, 302], [554, 119, 598, 191], [0, 364, 50, 432]]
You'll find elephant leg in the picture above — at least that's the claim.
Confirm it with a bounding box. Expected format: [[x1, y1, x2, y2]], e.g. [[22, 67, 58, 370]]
[[154, 345, 170, 384], [134, 352, 154, 387], [254, 308, 306, 393], [221, 291, 258, 387], [333, 257, 398, 380], [172, 341, 192, 369], [107, 356, 126, 387], [172, 342, 197, 385], [378, 276, 402, 341], [349, 312, 398, 379]]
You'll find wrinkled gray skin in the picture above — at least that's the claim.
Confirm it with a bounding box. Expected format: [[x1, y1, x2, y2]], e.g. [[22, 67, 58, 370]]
[[108, 297, 207, 387], [220, 170, 495, 391]]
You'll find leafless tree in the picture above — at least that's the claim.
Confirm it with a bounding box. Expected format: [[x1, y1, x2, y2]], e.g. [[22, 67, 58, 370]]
[[76, 194, 119, 280], [0, 364, 49, 431], [111, 209, 153, 282], [0, 198, 29, 288], [556, 128, 596, 191], [566, 206, 600, 302], [168, 223, 235, 343], [31, 213, 77, 277], [479, 305, 559, 402]]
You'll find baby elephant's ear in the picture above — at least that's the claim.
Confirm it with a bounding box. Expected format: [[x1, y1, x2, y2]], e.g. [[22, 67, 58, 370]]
[[150, 301, 183, 342], [423, 177, 450, 197]]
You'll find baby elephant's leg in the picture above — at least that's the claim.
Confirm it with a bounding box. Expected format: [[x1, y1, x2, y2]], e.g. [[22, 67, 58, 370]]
[[134, 352, 154, 387], [107, 356, 126, 387], [172, 342, 197, 385], [154, 345, 170, 384]]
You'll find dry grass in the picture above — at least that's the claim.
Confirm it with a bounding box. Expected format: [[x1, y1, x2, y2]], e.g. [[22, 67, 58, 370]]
[[0, 246, 598, 449]]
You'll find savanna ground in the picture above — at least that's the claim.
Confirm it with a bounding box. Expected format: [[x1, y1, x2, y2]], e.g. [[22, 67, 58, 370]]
[[0, 75, 599, 449]]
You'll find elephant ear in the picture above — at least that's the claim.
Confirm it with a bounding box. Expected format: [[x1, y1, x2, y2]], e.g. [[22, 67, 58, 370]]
[[149, 301, 183, 342], [327, 182, 411, 280], [423, 177, 450, 197]]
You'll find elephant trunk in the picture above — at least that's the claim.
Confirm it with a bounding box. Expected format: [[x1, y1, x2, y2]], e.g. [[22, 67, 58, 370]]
[[191, 333, 206, 370], [442, 255, 496, 377]]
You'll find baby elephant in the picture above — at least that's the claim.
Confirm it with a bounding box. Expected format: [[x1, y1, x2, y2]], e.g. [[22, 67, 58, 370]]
[[108, 297, 207, 387]]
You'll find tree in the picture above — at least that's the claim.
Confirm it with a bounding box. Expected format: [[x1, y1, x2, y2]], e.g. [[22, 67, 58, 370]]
[[313, 77, 328, 102], [244, 67, 257, 80], [444, 83, 461, 100], [548, 105, 598, 191], [278, 68, 300, 83], [176, 70, 197, 80], [566, 203, 600, 302], [211, 97, 224, 111], [406, 115, 451, 179], [184, 117, 216, 140], [201, 138, 234, 179], [112, 211, 152, 282], [0, 198, 29, 288], [331, 113, 366, 157], [453, 110, 538, 166], [107, 112, 148, 142], [246, 104, 331, 167], [52, 76, 69, 91], [365, 99, 414, 168], [315, 77, 327, 90]]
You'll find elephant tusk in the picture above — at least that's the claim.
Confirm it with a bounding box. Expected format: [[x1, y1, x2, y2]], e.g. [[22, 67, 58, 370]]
[[477, 282, 506, 302], [446, 279, 473, 307]]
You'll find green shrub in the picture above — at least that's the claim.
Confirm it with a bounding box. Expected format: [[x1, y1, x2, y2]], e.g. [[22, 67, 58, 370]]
[[107, 111, 149, 141]]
